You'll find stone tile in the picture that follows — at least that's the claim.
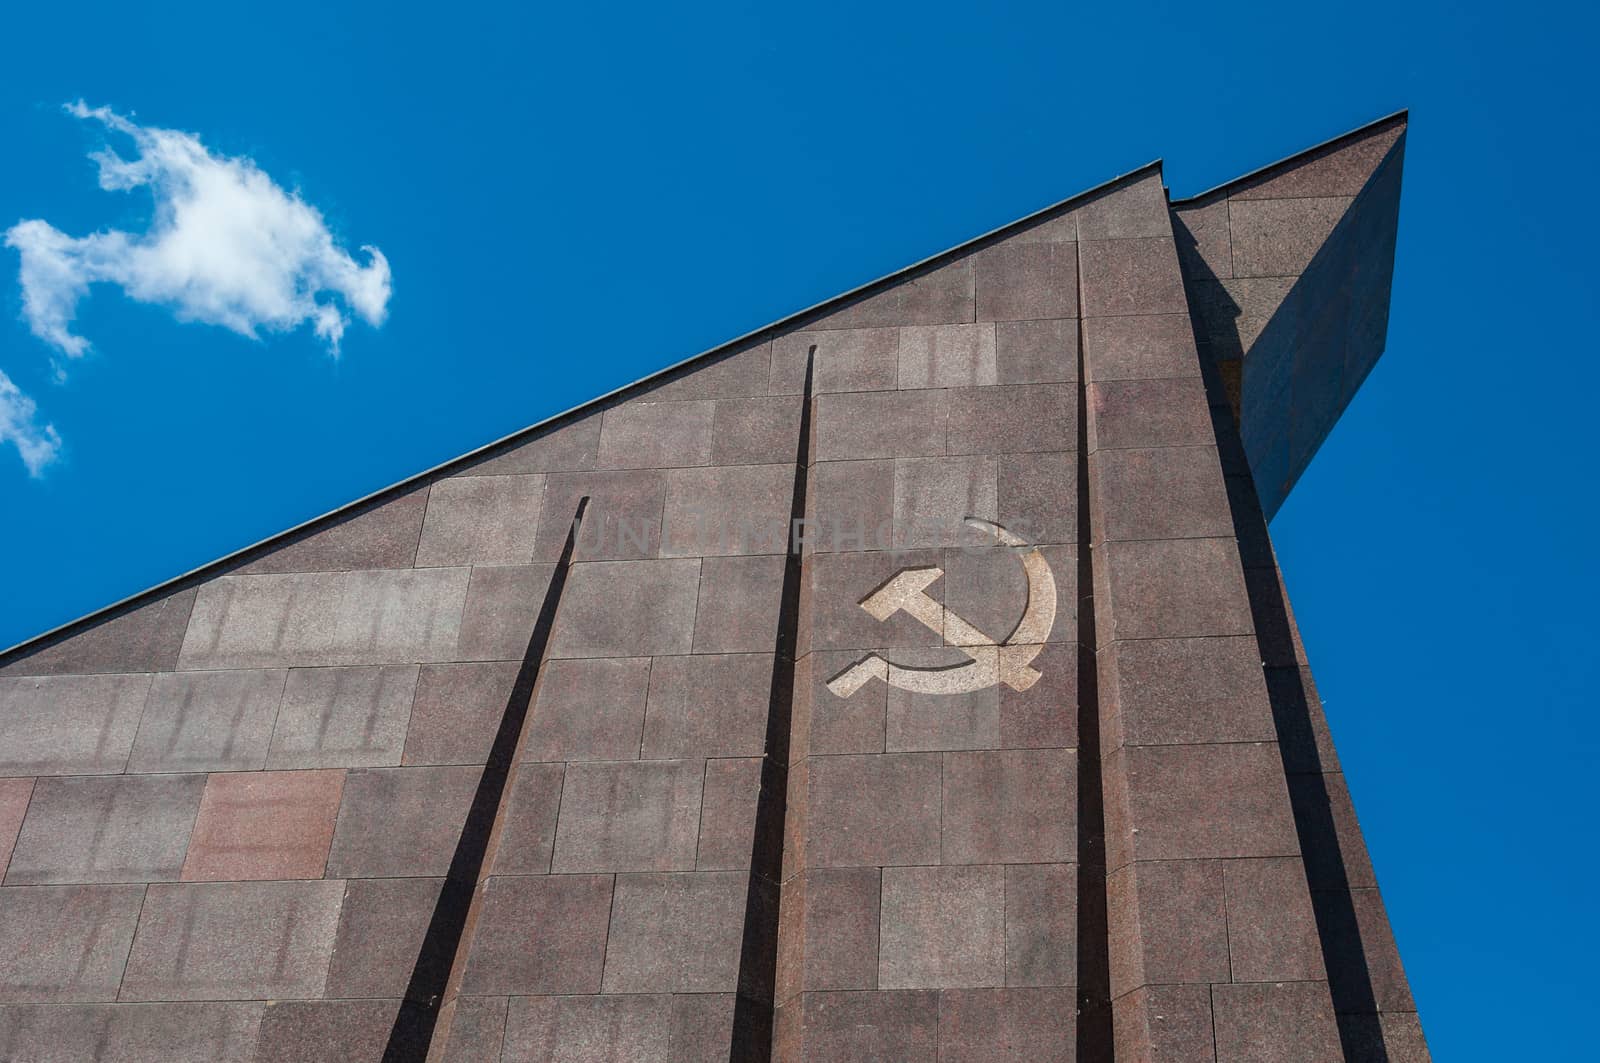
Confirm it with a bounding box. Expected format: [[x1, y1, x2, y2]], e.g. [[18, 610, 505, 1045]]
[[1086, 377, 1212, 452], [1223, 856, 1324, 982], [1109, 743, 1300, 864], [711, 395, 804, 465], [1290, 771, 1375, 891], [403, 661, 517, 766], [0, 673, 150, 776], [897, 324, 997, 388], [1081, 314, 1200, 383], [0, 1002, 264, 1063], [997, 451, 1076, 547], [596, 400, 715, 469], [1336, 1011, 1430, 1063], [1079, 238, 1187, 318], [267, 664, 416, 770], [253, 999, 401, 1062], [524, 656, 651, 762], [692, 554, 784, 654], [1322, 887, 1417, 1014], [415, 475, 545, 567], [1172, 197, 1232, 282], [809, 255, 973, 330], [181, 769, 344, 882], [643, 653, 772, 759], [938, 987, 1076, 1063], [697, 756, 761, 870], [1000, 642, 1079, 749], [533, 470, 666, 563], [502, 994, 672, 1063], [178, 568, 471, 670], [459, 874, 613, 995], [670, 993, 745, 1063], [1101, 637, 1275, 749], [129, 670, 285, 773], [552, 760, 704, 873], [1229, 196, 1352, 277], [1006, 863, 1076, 987], [801, 650, 887, 758], [1210, 980, 1342, 1063], [892, 456, 997, 549], [1010, 208, 1079, 244], [7, 774, 203, 885], [1231, 125, 1404, 201], [813, 389, 945, 461], [601, 870, 748, 992], [0, 778, 32, 877], [942, 748, 1075, 864], [799, 867, 881, 991], [326, 765, 479, 877], [808, 459, 894, 554], [884, 648, 999, 752], [460, 417, 602, 476], [1089, 446, 1233, 543], [238, 488, 428, 575], [662, 464, 792, 557], [806, 753, 940, 868], [1107, 860, 1228, 996], [770, 327, 900, 394], [489, 762, 565, 875], [645, 342, 772, 401], [0, 884, 144, 1002], [120, 880, 345, 1001], [455, 564, 556, 661], [995, 318, 1078, 385], [1075, 171, 1172, 240], [324, 876, 442, 998], [0, 588, 196, 678], [1112, 983, 1216, 1063], [1100, 538, 1254, 641], [803, 550, 946, 654], [976, 242, 1079, 322], [798, 990, 938, 1062], [551, 559, 701, 659], [440, 996, 508, 1062], [946, 383, 1076, 455], [879, 864, 1005, 989]]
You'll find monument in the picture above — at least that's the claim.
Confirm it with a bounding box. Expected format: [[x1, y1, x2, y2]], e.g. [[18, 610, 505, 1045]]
[[0, 112, 1423, 1061]]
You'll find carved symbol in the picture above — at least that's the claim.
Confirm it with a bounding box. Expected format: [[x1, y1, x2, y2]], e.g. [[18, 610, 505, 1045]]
[[826, 519, 1057, 697]]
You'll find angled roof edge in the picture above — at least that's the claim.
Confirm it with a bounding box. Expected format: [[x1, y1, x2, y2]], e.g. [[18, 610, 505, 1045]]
[[1170, 109, 1409, 206], [2, 159, 1167, 662]]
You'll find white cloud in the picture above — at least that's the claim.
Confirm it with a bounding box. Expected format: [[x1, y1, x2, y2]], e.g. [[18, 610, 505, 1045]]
[[5, 102, 390, 366], [0, 369, 61, 476]]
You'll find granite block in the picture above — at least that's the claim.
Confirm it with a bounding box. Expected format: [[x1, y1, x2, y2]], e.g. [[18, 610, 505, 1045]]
[[1223, 856, 1325, 982], [551, 759, 704, 873], [1210, 980, 1341, 1063], [642, 652, 772, 759], [1005, 863, 1077, 987], [691, 555, 784, 654], [897, 324, 997, 387], [267, 664, 416, 769], [946, 383, 1076, 455], [524, 656, 651, 762], [455, 564, 556, 662], [813, 389, 946, 461], [696, 756, 761, 870], [770, 327, 900, 395], [1081, 314, 1200, 384], [995, 318, 1078, 385], [0, 589, 196, 678], [662, 464, 793, 556], [459, 874, 613, 995], [0, 1002, 264, 1063], [879, 864, 1005, 989], [129, 669, 285, 773], [942, 748, 1076, 864], [489, 761, 564, 875], [460, 417, 601, 477], [324, 876, 443, 998], [596, 400, 715, 469], [711, 395, 804, 465], [415, 474, 545, 567], [0, 884, 144, 1002], [600, 870, 747, 992], [7, 774, 203, 885], [1079, 239, 1187, 317], [533, 470, 665, 563], [938, 987, 1076, 1063], [326, 765, 480, 877], [1107, 859, 1228, 995], [975, 241, 1078, 321], [0, 673, 151, 776], [806, 753, 940, 868], [238, 489, 427, 575], [797, 990, 938, 1062], [502, 994, 671, 1063], [403, 661, 518, 766], [892, 456, 997, 549], [551, 558, 701, 659], [1100, 537, 1254, 641], [180, 769, 344, 881]]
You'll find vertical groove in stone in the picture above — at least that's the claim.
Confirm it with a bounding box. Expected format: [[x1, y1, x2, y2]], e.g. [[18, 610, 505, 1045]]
[[382, 497, 590, 1063], [1074, 237, 1116, 1060], [730, 348, 814, 1061]]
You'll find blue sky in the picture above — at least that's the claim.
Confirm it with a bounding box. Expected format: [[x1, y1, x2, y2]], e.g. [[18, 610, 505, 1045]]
[[1, 1, 1595, 1054]]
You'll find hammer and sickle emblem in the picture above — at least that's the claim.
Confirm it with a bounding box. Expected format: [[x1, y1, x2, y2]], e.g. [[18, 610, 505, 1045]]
[[826, 519, 1057, 697]]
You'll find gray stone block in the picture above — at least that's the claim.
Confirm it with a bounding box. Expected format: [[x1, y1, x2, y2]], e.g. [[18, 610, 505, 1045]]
[[455, 564, 556, 662], [639, 341, 770, 401], [897, 324, 997, 388], [0, 1002, 264, 1063], [596, 400, 715, 469], [892, 456, 997, 548], [995, 319, 1078, 385], [524, 656, 651, 762], [267, 664, 417, 769], [1229, 197, 1352, 278], [6, 774, 204, 885], [415, 475, 545, 567], [661, 464, 793, 557], [770, 328, 900, 395], [238, 488, 427, 575], [324, 876, 443, 998], [178, 568, 471, 670], [946, 383, 1075, 455], [0, 589, 196, 678], [1075, 171, 1172, 240], [641, 652, 772, 758], [878, 864, 1005, 989], [552, 759, 705, 873], [1081, 314, 1200, 383], [710, 395, 804, 466], [503, 994, 672, 1063], [550, 558, 701, 659], [533, 470, 665, 563], [600, 870, 747, 992], [128, 670, 285, 773], [459, 874, 613, 995], [459, 417, 601, 477], [1079, 238, 1187, 317], [0, 884, 144, 1002], [813, 389, 946, 461], [326, 765, 480, 877], [403, 661, 517, 766], [0, 673, 150, 776], [975, 242, 1078, 322], [119, 880, 345, 1002]]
